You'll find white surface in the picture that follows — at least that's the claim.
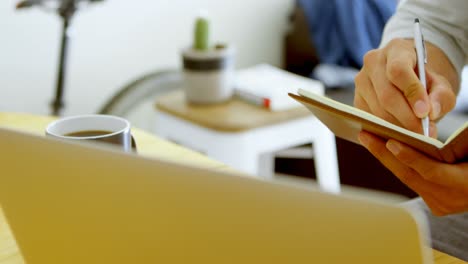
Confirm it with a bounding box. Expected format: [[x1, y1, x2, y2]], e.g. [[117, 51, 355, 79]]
[[0, 0, 293, 115], [455, 66, 468, 112], [235, 64, 325, 111], [155, 111, 341, 193]]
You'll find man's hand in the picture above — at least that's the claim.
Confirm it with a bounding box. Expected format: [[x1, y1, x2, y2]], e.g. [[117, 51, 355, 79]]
[[354, 39, 458, 137], [359, 131, 468, 216]]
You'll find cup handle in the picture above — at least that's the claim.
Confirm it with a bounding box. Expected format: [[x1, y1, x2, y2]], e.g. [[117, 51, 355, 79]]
[[131, 135, 137, 153]]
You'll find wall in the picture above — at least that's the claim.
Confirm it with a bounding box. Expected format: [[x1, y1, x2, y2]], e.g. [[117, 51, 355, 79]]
[[0, 0, 294, 115]]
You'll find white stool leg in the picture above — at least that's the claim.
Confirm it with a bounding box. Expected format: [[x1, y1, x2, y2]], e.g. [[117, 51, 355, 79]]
[[258, 152, 275, 180], [313, 122, 340, 193]]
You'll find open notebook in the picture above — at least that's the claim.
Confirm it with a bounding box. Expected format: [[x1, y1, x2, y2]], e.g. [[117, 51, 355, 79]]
[[290, 89, 468, 163], [0, 127, 432, 263]]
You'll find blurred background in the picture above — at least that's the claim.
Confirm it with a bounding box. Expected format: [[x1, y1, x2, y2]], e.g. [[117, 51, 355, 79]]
[[0, 0, 293, 115]]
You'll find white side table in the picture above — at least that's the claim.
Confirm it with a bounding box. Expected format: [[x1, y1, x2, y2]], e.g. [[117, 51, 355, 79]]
[[155, 90, 340, 193]]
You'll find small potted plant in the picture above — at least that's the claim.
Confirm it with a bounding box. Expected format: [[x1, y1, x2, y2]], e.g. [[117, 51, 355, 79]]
[[182, 14, 235, 104]]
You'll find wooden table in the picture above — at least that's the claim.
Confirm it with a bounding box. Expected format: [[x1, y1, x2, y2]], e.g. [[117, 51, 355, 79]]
[[0, 112, 465, 264]]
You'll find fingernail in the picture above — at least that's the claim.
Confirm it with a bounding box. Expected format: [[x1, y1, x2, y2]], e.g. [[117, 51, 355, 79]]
[[431, 101, 441, 119], [386, 141, 401, 155], [414, 100, 429, 118], [358, 132, 370, 147]]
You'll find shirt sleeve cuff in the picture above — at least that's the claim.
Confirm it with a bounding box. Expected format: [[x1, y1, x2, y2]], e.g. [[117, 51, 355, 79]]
[[380, 15, 465, 78]]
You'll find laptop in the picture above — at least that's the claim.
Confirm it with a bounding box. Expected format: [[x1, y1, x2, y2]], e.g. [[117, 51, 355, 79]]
[[0, 127, 432, 263]]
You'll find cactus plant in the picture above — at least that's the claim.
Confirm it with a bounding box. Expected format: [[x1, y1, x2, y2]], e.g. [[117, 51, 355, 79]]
[[193, 16, 210, 51]]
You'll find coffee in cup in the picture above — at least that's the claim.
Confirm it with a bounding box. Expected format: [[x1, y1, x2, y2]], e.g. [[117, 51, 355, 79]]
[[45, 114, 136, 153]]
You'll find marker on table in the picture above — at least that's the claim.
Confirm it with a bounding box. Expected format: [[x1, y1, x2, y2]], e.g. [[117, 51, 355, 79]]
[[414, 18, 429, 137], [235, 89, 271, 109]]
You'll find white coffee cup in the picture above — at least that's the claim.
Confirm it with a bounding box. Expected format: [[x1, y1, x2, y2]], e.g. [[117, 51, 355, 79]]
[[45, 114, 136, 153]]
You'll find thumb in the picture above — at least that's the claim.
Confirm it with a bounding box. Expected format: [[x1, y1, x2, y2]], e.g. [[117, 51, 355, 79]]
[[426, 71, 456, 121]]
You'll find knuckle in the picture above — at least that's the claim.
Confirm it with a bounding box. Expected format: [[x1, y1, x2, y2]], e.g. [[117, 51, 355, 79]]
[[367, 141, 386, 159], [354, 72, 365, 86], [372, 145, 385, 158], [419, 166, 440, 181], [403, 82, 421, 100], [377, 87, 393, 104], [393, 146, 411, 161], [363, 49, 379, 66], [386, 59, 406, 80]]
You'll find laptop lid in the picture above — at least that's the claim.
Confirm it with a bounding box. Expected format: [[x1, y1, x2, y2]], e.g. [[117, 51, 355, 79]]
[[0, 128, 432, 263]]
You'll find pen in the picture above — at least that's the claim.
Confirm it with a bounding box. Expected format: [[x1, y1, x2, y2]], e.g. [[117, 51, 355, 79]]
[[235, 89, 271, 108], [414, 18, 429, 137]]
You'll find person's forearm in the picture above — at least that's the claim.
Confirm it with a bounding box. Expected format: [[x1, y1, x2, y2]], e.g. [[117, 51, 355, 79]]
[[380, 0, 467, 93]]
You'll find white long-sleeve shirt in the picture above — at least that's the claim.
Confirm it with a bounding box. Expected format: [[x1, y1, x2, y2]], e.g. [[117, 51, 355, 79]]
[[381, 0, 468, 78]]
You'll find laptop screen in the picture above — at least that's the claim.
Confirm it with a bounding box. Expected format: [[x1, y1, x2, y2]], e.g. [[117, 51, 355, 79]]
[[0, 128, 431, 263]]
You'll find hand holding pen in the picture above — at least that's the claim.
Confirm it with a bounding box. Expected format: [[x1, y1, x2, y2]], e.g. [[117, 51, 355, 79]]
[[414, 18, 430, 136], [355, 18, 457, 137]]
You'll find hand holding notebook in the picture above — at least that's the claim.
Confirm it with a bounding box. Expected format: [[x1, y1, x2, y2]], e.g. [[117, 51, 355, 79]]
[[290, 89, 467, 163]]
